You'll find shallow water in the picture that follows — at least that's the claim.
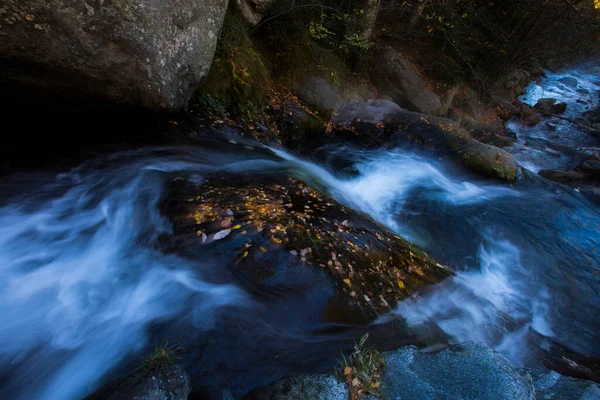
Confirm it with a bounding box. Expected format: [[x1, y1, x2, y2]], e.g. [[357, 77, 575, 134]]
[[507, 68, 600, 172]]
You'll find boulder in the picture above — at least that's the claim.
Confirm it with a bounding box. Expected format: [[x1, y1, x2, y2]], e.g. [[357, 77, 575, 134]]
[[331, 102, 518, 181], [380, 343, 535, 400], [91, 364, 191, 400], [534, 98, 567, 114], [0, 0, 228, 110], [245, 343, 536, 400], [530, 367, 600, 400], [385, 111, 518, 181], [559, 76, 579, 88], [517, 104, 541, 126], [371, 50, 442, 115], [164, 175, 450, 324], [293, 76, 343, 117], [235, 0, 273, 26]]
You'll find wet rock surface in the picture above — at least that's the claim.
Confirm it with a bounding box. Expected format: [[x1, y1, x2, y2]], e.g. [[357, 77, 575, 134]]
[[163, 174, 450, 324]]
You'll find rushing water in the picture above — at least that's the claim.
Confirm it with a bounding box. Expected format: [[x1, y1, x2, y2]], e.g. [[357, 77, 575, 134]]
[[0, 74, 599, 398], [507, 67, 599, 172]]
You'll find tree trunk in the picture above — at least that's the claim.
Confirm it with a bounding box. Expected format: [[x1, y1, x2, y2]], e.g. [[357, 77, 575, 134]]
[[363, 0, 381, 39]]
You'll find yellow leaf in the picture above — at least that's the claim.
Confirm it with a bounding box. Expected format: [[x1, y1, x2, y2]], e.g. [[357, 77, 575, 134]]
[[259, 246, 267, 252], [343, 278, 352, 287], [398, 281, 405, 289], [272, 237, 283, 244]]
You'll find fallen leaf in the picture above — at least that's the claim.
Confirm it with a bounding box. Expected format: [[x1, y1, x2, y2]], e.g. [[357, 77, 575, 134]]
[[213, 229, 231, 240]]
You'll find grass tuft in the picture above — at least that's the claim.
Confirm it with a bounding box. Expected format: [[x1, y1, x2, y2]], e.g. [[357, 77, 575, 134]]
[[337, 333, 385, 399], [144, 339, 183, 370]]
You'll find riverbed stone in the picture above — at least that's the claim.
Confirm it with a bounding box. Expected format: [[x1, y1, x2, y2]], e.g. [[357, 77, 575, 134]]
[[530, 367, 600, 400], [371, 50, 442, 115], [535, 98, 567, 114], [518, 104, 541, 126], [0, 0, 228, 110], [559, 76, 579, 88], [380, 343, 535, 400]]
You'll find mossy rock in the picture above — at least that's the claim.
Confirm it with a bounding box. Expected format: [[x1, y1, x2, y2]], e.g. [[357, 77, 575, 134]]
[[163, 175, 450, 324]]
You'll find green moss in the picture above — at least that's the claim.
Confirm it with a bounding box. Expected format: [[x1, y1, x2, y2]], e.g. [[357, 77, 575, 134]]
[[194, 12, 270, 119]]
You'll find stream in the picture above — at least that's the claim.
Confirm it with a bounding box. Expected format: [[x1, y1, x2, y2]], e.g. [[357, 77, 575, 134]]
[[0, 71, 599, 399]]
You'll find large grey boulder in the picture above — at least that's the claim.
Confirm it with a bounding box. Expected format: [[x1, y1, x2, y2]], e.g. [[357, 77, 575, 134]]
[[371, 50, 442, 115], [380, 343, 535, 400], [530, 367, 600, 400], [0, 0, 228, 110]]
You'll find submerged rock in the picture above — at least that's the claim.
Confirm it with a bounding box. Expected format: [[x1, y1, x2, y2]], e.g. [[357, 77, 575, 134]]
[[371, 50, 442, 115], [0, 0, 227, 110], [90, 364, 191, 400], [164, 175, 450, 324]]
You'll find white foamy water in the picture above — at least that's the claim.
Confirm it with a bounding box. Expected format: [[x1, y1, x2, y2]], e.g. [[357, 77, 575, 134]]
[[0, 149, 253, 400]]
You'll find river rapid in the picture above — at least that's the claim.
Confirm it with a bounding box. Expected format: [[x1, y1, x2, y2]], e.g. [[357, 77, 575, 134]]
[[0, 71, 599, 399]]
